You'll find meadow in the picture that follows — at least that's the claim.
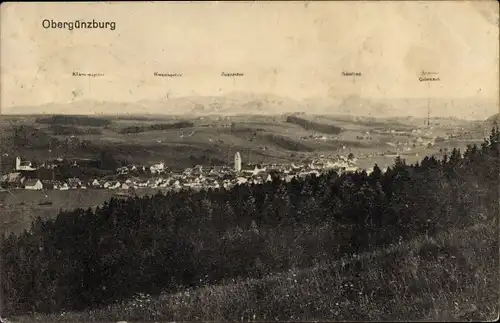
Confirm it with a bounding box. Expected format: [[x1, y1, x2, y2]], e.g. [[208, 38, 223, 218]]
[[8, 220, 498, 322], [0, 188, 169, 235]]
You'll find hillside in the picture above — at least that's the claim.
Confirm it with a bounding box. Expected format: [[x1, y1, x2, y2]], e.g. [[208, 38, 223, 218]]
[[7, 221, 498, 322], [0, 111, 486, 183], [486, 113, 500, 123], [0, 113, 422, 172]]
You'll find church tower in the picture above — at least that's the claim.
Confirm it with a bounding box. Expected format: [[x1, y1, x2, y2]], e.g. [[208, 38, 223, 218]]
[[234, 152, 242, 172]]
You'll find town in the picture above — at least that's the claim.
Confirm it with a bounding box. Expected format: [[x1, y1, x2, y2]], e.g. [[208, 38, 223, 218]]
[[0, 152, 361, 194], [1, 124, 477, 195]]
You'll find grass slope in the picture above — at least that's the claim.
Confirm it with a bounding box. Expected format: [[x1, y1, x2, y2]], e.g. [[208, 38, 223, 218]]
[[9, 221, 498, 322]]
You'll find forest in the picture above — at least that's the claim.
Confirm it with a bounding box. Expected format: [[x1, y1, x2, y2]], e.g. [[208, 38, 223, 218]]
[[286, 115, 342, 134], [35, 115, 112, 127], [1, 127, 498, 317], [118, 121, 195, 134]]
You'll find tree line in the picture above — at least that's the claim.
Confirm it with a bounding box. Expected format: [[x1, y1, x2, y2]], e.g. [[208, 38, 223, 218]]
[[1, 127, 498, 316], [118, 121, 194, 134], [286, 115, 342, 135], [35, 115, 112, 127]]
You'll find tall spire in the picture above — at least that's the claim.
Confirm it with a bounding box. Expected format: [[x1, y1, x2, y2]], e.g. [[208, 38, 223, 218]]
[[234, 152, 242, 172]]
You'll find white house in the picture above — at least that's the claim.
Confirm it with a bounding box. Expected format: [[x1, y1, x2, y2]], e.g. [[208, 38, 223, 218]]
[[153, 178, 165, 186], [117, 166, 129, 175], [90, 179, 103, 188], [24, 179, 43, 190], [172, 180, 181, 188], [104, 181, 121, 189], [150, 162, 166, 174], [135, 180, 149, 188], [252, 165, 266, 175], [299, 170, 320, 178]]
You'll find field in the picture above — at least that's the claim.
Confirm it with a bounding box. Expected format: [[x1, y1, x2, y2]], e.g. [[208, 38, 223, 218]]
[[7, 220, 498, 322], [1, 114, 487, 167], [0, 188, 167, 235]]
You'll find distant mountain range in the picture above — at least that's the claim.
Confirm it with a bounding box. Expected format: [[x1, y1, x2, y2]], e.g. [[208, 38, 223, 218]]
[[4, 92, 498, 121]]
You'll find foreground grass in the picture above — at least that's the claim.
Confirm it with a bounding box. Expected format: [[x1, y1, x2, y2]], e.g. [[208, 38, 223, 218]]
[[9, 221, 499, 322]]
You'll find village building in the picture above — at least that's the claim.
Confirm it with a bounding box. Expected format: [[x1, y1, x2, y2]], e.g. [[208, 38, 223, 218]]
[[252, 165, 267, 175], [236, 177, 248, 185], [104, 181, 121, 189], [16, 157, 37, 171], [150, 162, 166, 174], [158, 181, 169, 188], [208, 168, 221, 176], [191, 166, 203, 177], [24, 179, 43, 190], [67, 178, 82, 189], [342, 166, 359, 173], [171, 179, 181, 188], [117, 166, 129, 175], [1, 172, 24, 188], [90, 179, 103, 188], [134, 179, 149, 188], [255, 173, 273, 183], [222, 180, 232, 189], [298, 170, 320, 179]]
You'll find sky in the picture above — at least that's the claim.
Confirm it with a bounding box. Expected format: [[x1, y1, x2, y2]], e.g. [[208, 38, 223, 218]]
[[0, 1, 498, 114]]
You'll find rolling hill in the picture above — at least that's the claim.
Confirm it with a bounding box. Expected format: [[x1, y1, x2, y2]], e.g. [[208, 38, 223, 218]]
[[486, 113, 500, 123]]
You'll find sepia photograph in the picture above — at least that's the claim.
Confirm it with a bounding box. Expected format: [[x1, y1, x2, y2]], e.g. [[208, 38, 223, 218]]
[[0, 1, 499, 322]]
